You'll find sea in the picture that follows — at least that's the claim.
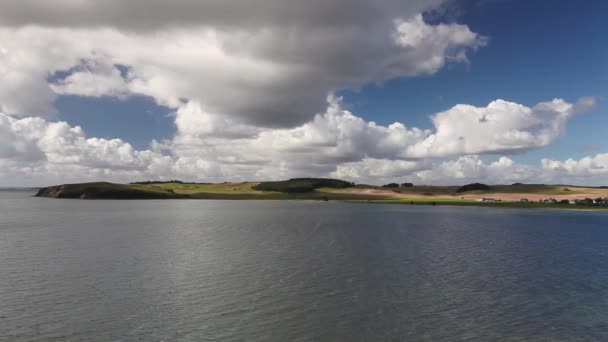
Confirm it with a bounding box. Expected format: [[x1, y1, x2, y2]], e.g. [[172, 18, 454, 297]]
[[1, 190, 608, 341]]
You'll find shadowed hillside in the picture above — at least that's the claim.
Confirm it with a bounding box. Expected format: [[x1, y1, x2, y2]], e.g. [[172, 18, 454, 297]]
[[34, 180, 608, 210], [35, 182, 189, 199], [252, 178, 355, 193]]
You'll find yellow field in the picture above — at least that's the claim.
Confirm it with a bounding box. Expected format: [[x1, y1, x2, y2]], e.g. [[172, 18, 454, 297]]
[[129, 182, 269, 194]]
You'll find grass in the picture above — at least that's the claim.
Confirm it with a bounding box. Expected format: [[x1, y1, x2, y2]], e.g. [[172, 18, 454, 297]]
[[38, 182, 382, 201], [129, 182, 266, 194], [252, 178, 354, 193], [50, 181, 606, 198], [349, 197, 608, 211], [342, 184, 599, 196], [40, 182, 189, 199], [484, 184, 585, 195], [36, 181, 608, 211], [389, 185, 460, 195]]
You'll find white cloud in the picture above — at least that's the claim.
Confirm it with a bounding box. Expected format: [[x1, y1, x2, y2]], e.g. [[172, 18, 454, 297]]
[[393, 14, 487, 72], [169, 96, 591, 176], [0, 27, 97, 117], [542, 153, 608, 181], [1, 94, 600, 186], [166, 96, 432, 181], [0, 111, 172, 174], [332, 155, 541, 186], [174, 102, 261, 140], [405, 98, 589, 158], [0, 0, 441, 31], [0, 1, 602, 186], [0, 6, 486, 125], [332, 158, 431, 182], [51, 59, 130, 98], [410, 156, 534, 185]]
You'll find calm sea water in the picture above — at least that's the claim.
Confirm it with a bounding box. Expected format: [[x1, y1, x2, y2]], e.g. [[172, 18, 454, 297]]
[[1, 190, 608, 341]]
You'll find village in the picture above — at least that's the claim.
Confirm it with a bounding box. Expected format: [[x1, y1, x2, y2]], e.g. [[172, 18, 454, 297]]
[[477, 197, 608, 207]]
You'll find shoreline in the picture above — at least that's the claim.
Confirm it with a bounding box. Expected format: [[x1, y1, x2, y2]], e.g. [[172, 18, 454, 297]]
[[33, 181, 608, 212], [347, 199, 608, 212], [33, 192, 608, 212]]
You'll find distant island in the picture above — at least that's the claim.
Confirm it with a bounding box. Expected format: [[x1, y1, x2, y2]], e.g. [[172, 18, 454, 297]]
[[34, 178, 608, 210]]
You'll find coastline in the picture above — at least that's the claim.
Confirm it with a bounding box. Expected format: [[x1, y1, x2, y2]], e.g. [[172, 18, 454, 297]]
[[33, 180, 608, 212]]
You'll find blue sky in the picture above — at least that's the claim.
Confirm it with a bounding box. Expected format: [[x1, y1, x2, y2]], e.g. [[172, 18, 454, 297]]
[[53, 0, 607, 157], [56, 95, 175, 150], [0, 0, 607, 186], [342, 0, 607, 162]]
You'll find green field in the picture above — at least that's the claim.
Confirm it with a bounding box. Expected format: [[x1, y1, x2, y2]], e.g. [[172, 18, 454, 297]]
[[348, 197, 608, 211], [35, 180, 608, 211], [129, 181, 267, 194], [35, 182, 189, 199], [478, 184, 585, 195], [386, 184, 586, 196], [36, 180, 378, 201]]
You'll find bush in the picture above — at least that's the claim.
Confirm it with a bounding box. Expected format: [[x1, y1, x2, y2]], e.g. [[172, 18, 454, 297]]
[[252, 178, 354, 193], [456, 183, 491, 193], [382, 183, 400, 188], [401, 183, 414, 188], [131, 180, 184, 184]]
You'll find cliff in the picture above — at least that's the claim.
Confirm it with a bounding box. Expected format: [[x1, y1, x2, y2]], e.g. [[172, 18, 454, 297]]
[[35, 182, 189, 199]]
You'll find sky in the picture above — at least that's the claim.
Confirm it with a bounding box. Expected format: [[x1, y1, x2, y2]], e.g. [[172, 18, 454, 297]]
[[0, 0, 606, 187]]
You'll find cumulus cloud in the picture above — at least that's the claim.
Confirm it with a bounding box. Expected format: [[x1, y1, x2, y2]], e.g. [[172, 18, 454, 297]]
[[170, 96, 591, 175], [542, 154, 608, 180], [0, 0, 440, 31], [51, 59, 130, 98], [0, 1, 486, 126], [1, 93, 599, 186], [332, 158, 431, 182], [0, 1, 602, 186], [3, 105, 604, 187], [0, 27, 94, 117], [410, 156, 535, 185], [0, 111, 172, 173], [330, 155, 535, 186], [406, 98, 584, 158], [393, 14, 487, 70]]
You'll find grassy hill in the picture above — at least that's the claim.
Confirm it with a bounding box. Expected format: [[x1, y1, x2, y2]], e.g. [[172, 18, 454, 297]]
[[129, 181, 265, 194], [34, 180, 608, 210], [35, 182, 189, 199], [36, 179, 359, 200], [383, 183, 589, 196], [252, 178, 354, 193]]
